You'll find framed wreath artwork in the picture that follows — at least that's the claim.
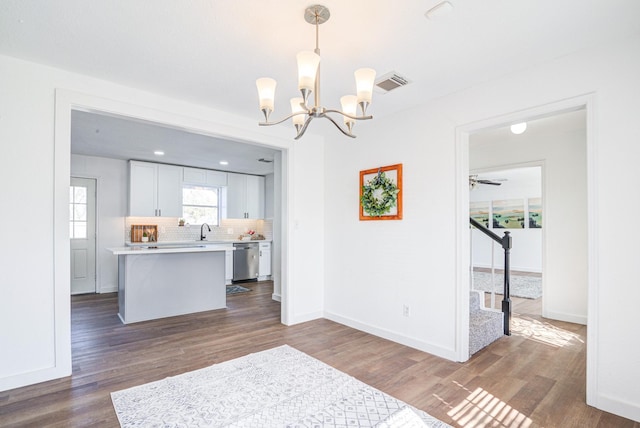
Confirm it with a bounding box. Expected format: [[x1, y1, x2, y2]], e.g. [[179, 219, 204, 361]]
[[359, 163, 403, 221]]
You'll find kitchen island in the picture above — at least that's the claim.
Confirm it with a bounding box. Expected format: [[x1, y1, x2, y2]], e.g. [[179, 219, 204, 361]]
[[108, 244, 232, 324]]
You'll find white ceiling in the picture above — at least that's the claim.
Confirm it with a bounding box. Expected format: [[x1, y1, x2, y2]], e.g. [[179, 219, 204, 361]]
[[470, 108, 586, 185], [1, 1, 638, 172], [70, 110, 279, 175]]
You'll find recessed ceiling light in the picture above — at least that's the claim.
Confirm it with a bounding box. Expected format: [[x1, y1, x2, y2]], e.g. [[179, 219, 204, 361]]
[[219, 160, 229, 165], [510, 123, 527, 135], [425, 1, 453, 19], [154, 150, 165, 156]]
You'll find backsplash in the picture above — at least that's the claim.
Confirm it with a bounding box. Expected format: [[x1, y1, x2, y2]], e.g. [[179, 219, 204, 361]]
[[124, 217, 273, 242]]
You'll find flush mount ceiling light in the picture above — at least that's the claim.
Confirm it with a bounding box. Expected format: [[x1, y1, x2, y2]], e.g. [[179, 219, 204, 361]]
[[510, 122, 527, 135], [219, 160, 229, 165], [256, 4, 376, 140], [153, 150, 165, 156]]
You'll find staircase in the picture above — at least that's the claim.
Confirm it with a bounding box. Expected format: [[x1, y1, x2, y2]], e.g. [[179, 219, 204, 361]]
[[469, 290, 503, 356], [469, 217, 512, 356]]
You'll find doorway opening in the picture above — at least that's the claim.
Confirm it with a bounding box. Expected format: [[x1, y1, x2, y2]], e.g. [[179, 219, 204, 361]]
[[458, 100, 593, 399], [469, 166, 543, 314]]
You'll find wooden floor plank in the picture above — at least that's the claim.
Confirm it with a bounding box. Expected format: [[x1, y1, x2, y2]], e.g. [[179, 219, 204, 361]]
[[1, 282, 638, 427]]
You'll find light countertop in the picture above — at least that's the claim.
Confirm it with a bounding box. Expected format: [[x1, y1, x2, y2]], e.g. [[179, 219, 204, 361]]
[[108, 244, 233, 255], [125, 239, 271, 246], [109, 239, 271, 255]]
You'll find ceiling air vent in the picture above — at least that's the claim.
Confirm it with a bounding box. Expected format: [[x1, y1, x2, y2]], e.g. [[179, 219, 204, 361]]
[[375, 72, 411, 93]]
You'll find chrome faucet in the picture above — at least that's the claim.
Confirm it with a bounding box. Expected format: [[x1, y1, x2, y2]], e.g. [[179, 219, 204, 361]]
[[200, 223, 211, 241]]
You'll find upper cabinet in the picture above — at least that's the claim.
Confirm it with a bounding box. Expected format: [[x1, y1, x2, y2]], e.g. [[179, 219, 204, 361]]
[[183, 167, 227, 187], [225, 173, 265, 219], [129, 161, 182, 217]]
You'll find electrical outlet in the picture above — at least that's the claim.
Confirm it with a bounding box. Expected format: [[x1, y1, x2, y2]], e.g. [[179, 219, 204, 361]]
[[402, 305, 410, 317]]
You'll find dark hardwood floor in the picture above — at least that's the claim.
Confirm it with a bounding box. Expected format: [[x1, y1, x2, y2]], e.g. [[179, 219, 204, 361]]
[[1, 281, 637, 427]]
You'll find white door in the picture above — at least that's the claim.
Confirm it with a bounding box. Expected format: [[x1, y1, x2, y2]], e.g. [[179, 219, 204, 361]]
[[70, 177, 97, 294]]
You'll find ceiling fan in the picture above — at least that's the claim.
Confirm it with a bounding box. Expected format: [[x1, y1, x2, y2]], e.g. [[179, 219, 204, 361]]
[[469, 174, 505, 190]]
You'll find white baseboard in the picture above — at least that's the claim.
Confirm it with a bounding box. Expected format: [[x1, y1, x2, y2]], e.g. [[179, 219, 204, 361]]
[[323, 311, 457, 362], [287, 310, 323, 325], [595, 393, 640, 423], [0, 365, 71, 393], [543, 310, 587, 325], [100, 285, 118, 293], [271, 293, 281, 302]]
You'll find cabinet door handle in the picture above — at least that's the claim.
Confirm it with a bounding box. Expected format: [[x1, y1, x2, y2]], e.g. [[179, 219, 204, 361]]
[[159, 209, 162, 216]]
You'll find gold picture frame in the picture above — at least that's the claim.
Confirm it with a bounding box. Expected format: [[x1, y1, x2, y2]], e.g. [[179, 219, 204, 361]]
[[359, 163, 403, 221]]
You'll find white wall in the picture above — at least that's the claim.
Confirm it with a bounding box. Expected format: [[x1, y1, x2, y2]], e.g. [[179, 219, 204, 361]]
[[71, 154, 128, 293], [324, 107, 459, 359], [470, 127, 587, 324], [0, 54, 325, 392], [323, 34, 640, 422]]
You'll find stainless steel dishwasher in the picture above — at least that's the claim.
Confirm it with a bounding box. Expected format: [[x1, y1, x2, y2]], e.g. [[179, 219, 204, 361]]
[[232, 242, 259, 282]]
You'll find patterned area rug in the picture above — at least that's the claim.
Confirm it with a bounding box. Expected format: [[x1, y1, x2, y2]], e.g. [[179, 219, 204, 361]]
[[472, 271, 542, 299], [226, 285, 251, 295], [111, 345, 451, 427]]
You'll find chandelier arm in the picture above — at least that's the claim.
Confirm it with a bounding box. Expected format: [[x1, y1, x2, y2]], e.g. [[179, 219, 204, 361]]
[[323, 114, 356, 138], [294, 115, 315, 140], [324, 109, 373, 121], [258, 111, 309, 127]]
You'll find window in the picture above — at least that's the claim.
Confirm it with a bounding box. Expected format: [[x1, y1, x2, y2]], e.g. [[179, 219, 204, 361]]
[[183, 185, 219, 225], [69, 185, 87, 239]]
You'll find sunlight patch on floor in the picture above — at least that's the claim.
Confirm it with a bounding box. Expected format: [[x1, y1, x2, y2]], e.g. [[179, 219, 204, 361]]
[[446, 386, 533, 427], [511, 315, 584, 348]]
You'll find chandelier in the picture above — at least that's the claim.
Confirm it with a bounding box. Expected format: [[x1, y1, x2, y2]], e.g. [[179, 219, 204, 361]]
[[256, 5, 376, 140]]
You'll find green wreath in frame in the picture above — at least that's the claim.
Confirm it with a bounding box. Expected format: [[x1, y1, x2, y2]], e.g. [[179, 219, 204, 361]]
[[361, 170, 400, 216]]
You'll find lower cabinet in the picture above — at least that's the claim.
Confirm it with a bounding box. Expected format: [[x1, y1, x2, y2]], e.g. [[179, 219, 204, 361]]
[[225, 250, 233, 284], [259, 242, 271, 279]]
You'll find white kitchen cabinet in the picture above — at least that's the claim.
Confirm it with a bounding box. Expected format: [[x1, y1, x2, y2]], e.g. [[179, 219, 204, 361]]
[[225, 173, 265, 219], [183, 167, 227, 187], [225, 249, 233, 284], [129, 161, 182, 217], [259, 242, 271, 278]]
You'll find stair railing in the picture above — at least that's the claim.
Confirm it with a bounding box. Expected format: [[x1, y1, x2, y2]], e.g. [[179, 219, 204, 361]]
[[469, 217, 512, 336]]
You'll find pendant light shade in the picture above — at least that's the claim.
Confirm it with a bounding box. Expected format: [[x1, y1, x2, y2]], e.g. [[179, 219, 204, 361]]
[[297, 51, 320, 92], [355, 68, 376, 112], [340, 95, 357, 123], [290, 97, 306, 130], [256, 77, 277, 120]]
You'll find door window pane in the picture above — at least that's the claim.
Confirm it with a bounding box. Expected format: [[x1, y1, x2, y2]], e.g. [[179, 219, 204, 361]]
[[70, 185, 88, 239], [74, 186, 87, 203]]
